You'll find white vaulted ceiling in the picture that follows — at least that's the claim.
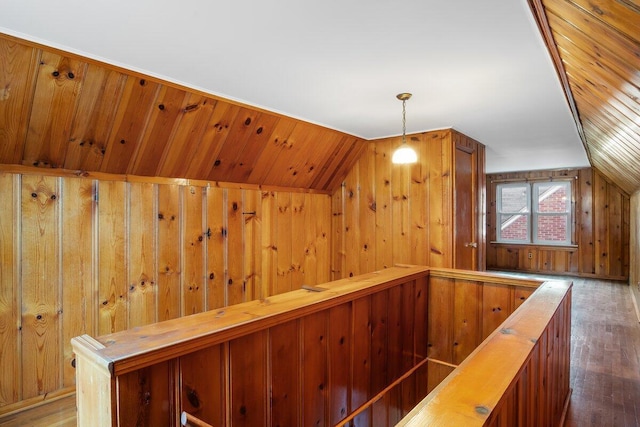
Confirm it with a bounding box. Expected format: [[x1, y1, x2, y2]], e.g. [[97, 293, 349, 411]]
[[1, 0, 590, 173]]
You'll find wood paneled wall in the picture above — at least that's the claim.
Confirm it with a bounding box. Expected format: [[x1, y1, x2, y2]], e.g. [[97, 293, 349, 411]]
[[0, 34, 366, 193], [0, 167, 332, 412], [630, 191, 640, 313], [487, 168, 630, 280], [332, 129, 485, 279]]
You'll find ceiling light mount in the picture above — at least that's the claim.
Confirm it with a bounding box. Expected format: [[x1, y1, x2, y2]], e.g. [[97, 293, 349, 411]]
[[392, 92, 418, 164], [396, 92, 412, 102]]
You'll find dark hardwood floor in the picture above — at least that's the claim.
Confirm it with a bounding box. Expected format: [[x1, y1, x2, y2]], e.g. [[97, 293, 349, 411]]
[[1, 276, 639, 426], [564, 277, 640, 427]]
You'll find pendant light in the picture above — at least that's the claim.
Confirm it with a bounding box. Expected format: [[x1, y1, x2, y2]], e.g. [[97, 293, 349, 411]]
[[391, 93, 418, 164]]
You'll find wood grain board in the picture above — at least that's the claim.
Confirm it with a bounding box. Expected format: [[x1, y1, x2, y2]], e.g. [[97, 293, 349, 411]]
[[529, 0, 640, 196], [333, 129, 486, 278], [0, 34, 366, 193], [0, 168, 332, 412]]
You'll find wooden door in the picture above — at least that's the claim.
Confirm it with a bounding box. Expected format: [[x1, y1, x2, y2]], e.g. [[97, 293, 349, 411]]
[[454, 144, 477, 270]]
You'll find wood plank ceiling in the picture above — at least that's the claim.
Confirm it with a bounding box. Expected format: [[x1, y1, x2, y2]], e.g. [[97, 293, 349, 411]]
[[0, 34, 367, 193], [529, 0, 640, 195]]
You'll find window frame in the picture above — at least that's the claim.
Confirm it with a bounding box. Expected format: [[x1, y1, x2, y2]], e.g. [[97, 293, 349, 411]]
[[496, 182, 531, 243], [496, 179, 573, 246]]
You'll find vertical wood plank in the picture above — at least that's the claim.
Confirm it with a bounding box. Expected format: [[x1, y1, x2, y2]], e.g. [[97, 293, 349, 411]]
[[344, 164, 361, 278], [351, 296, 371, 421], [230, 331, 267, 427], [61, 177, 95, 386], [157, 184, 181, 320], [358, 144, 377, 274], [427, 277, 455, 364], [180, 345, 225, 426], [183, 185, 205, 315], [331, 184, 346, 281], [261, 191, 278, 297], [117, 362, 171, 426], [303, 194, 320, 285], [370, 290, 389, 395], [242, 190, 262, 301], [428, 131, 453, 268], [387, 284, 403, 382], [128, 181, 156, 328], [608, 186, 623, 277], [226, 188, 244, 305], [391, 153, 411, 266], [481, 283, 512, 340], [21, 175, 60, 399], [206, 186, 225, 310], [513, 286, 534, 310], [453, 280, 481, 364], [302, 311, 328, 426], [593, 172, 609, 276], [0, 173, 19, 405], [270, 320, 301, 427], [374, 141, 393, 270], [410, 135, 429, 266], [414, 276, 429, 362], [314, 195, 332, 284], [291, 192, 307, 289], [275, 192, 292, 295], [329, 303, 351, 425], [97, 180, 128, 335]]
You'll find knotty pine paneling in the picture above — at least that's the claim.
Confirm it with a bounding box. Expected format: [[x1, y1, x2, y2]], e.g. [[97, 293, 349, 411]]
[[128, 182, 157, 328], [0, 168, 332, 412], [528, 0, 640, 196], [332, 128, 485, 278], [180, 345, 226, 426], [21, 175, 61, 399], [0, 174, 18, 406], [487, 167, 630, 280], [0, 33, 366, 193], [0, 41, 38, 164], [60, 178, 95, 386]]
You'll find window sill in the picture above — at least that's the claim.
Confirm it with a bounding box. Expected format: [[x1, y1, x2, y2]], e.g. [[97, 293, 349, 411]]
[[489, 242, 578, 251]]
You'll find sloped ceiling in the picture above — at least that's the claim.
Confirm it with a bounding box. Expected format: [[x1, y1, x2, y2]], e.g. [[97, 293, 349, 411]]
[[0, 34, 366, 192], [529, 0, 640, 195], [1, 1, 638, 194], [1, 0, 591, 184]]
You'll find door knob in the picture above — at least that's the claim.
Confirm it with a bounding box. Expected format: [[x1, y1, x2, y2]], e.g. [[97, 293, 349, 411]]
[[464, 242, 478, 248]]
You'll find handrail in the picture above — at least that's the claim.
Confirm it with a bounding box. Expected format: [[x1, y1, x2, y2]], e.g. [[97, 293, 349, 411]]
[[73, 265, 429, 377], [397, 279, 572, 426]]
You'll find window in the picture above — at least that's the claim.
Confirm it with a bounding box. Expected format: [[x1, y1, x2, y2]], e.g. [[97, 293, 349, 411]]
[[496, 181, 571, 245]]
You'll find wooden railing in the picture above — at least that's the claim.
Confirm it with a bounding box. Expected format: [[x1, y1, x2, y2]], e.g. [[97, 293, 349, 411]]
[[71, 266, 569, 427], [398, 278, 572, 426]]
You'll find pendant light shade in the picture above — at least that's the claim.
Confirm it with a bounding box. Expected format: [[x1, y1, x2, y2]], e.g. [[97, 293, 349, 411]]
[[391, 145, 418, 164], [392, 93, 417, 164]]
